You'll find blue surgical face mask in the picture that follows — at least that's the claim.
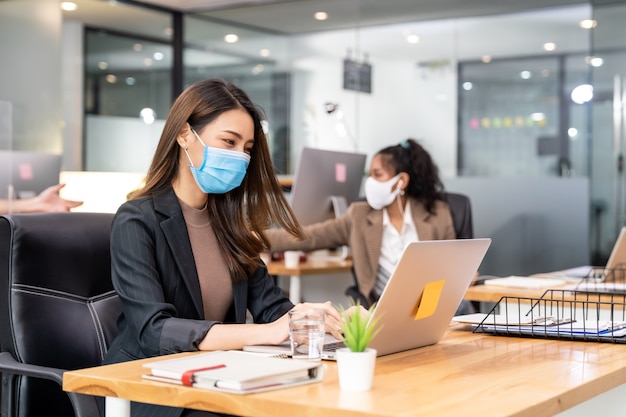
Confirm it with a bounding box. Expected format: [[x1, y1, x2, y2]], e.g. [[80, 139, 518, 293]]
[[184, 129, 251, 194]]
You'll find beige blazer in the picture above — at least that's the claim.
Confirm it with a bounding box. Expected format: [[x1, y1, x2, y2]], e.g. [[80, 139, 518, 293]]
[[266, 198, 456, 301]]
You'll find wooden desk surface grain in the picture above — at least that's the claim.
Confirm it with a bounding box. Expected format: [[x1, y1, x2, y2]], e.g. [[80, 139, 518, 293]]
[[63, 326, 626, 417]]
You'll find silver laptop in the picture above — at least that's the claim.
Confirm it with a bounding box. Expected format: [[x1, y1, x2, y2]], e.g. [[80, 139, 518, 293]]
[[578, 227, 626, 280], [577, 226, 626, 286], [606, 227, 626, 273], [244, 238, 491, 359]]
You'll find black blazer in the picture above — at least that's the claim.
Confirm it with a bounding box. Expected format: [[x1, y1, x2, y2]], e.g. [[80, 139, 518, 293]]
[[103, 187, 292, 417]]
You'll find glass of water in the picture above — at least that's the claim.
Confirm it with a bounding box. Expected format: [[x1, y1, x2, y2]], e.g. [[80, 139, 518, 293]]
[[288, 309, 325, 360]]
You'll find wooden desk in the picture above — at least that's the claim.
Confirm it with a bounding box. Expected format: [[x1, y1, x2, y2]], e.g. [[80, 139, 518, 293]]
[[266, 258, 353, 303], [463, 283, 549, 303], [64, 326, 626, 417], [276, 175, 293, 188], [464, 281, 624, 304]]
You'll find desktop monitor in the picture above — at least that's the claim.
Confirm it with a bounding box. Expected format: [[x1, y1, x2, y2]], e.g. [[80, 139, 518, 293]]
[[289, 147, 366, 226], [0, 150, 62, 199]]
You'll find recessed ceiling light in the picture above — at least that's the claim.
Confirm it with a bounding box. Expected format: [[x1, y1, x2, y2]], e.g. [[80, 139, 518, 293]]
[[260, 49, 271, 57], [543, 42, 556, 51], [314, 12, 328, 21], [60, 2, 77, 11], [586, 56, 604, 67], [571, 84, 593, 104], [579, 19, 597, 29], [481, 55, 492, 64], [590, 57, 604, 67], [140, 108, 156, 125], [224, 34, 239, 43], [520, 70, 532, 79], [406, 35, 419, 44], [252, 64, 265, 75]]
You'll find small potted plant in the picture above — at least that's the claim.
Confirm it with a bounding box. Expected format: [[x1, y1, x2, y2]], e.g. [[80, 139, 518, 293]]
[[336, 302, 381, 391]]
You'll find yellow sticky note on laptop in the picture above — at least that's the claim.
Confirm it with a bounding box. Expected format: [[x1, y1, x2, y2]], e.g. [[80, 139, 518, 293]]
[[413, 280, 445, 320]]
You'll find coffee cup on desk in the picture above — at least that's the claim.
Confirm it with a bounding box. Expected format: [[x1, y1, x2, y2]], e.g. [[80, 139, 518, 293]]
[[284, 251, 302, 268]]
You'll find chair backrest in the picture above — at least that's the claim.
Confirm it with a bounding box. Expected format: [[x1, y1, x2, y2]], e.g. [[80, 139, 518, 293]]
[[0, 212, 120, 417], [443, 192, 474, 239]]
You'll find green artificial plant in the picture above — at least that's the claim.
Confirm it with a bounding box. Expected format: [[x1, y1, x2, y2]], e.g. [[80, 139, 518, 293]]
[[338, 301, 381, 353]]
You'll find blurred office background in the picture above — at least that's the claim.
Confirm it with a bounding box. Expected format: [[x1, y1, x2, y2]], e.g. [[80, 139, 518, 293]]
[[0, 0, 624, 300]]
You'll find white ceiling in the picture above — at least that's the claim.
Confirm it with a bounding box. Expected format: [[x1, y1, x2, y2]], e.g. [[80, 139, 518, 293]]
[[63, 0, 626, 79], [132, 0, 589, 34]]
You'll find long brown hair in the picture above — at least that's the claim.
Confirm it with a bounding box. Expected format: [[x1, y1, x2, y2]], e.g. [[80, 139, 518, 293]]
[[133, 78, 304, 280]]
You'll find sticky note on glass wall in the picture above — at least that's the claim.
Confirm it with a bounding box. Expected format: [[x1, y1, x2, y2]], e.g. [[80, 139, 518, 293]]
[[335, 163, 347, 183]]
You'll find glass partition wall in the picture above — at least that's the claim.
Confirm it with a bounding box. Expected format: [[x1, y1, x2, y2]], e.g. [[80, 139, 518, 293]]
[[589, 1, 626, 263], [183, 15, 291, 173], [68, 0, 626, 263], [84, 28, 172, 172]]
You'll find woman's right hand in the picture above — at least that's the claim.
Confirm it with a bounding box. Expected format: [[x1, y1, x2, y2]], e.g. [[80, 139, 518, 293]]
[[289, 301, 345, 339]]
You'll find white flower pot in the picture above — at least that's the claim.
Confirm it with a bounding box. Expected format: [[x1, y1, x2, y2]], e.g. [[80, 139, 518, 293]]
[[336, 347, 377, 391]]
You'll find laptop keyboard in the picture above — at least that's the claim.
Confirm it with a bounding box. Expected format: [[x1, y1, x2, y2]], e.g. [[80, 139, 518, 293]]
[[324, 341, 346, 352]]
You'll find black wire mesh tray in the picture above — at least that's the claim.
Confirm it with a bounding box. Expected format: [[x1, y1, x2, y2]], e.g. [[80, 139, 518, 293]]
[[470, 289, 626, 343]]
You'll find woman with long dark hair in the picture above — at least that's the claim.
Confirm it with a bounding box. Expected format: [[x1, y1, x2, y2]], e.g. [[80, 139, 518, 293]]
[[104, 78, 344, 417]]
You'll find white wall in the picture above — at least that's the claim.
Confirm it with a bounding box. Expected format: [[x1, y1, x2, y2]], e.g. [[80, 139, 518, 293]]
[[0, 0, 63, 154], [288, 31, 458, 177]]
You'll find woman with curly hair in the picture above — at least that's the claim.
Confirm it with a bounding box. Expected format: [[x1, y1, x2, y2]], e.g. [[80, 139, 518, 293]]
[[267, 138, 456, 306]]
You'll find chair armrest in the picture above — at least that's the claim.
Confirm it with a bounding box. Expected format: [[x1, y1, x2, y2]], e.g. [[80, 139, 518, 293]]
[[0, 351, 65, 384], [0, 352, 101, 417]]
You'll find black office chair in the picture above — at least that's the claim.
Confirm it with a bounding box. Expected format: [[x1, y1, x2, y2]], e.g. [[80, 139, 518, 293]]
[[443, 192, 474, 239], [345, 192, 475, 309], [0, 212, 120, 417]]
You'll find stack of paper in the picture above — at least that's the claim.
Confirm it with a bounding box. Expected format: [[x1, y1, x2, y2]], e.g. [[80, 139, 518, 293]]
[[143, 350, 323, 394], [483, 276, 567, 289], [453, 313, 626, 338], [568, 282, 626, 293]]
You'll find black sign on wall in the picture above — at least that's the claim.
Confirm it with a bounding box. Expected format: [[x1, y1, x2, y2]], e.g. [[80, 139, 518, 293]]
[[343, 59, 372, 94]]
